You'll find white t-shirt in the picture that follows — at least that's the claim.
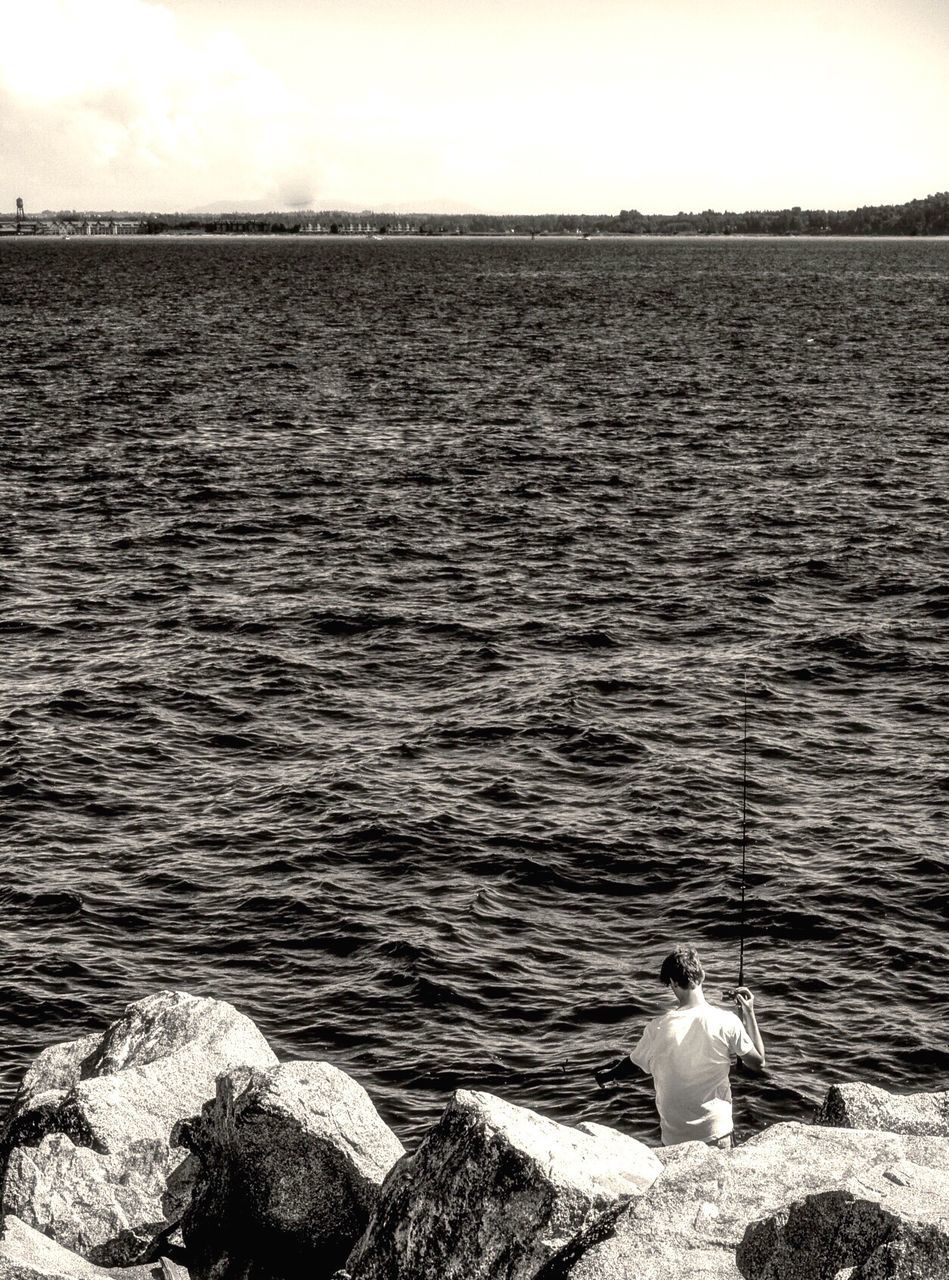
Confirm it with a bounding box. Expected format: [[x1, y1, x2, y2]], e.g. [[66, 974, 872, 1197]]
[[629, 1001, 755, 1146]]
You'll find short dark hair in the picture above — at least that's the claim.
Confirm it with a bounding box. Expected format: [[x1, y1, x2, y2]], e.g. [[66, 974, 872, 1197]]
[[660, 946, 705, 989]]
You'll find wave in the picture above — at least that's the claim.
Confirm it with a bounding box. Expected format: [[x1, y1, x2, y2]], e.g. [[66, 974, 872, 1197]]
[[1, 234, 945, 1144]]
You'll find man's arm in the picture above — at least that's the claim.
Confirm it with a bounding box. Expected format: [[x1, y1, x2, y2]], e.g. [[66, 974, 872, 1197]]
[[735, 987, 765, 1070], [594, 1055, 642, 1089]]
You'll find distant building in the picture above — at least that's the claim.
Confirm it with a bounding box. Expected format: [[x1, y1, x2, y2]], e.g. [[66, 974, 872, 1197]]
[[83, 219, 140, 235], [0, 219, 42, 235], [0, 215, 144, 235]]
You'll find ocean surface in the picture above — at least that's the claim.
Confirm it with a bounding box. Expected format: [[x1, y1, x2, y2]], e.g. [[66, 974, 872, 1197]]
[[1, 234, 947, 1148]]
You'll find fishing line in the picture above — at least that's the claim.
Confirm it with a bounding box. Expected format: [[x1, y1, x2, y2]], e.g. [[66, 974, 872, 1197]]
[[739, 671, 749, 988], [723, 672, 750, 1004]]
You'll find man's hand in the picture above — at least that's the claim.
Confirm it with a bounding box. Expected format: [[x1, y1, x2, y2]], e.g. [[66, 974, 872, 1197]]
[[734, 987, 766, 1069], [593, 1056, 637, 1090]]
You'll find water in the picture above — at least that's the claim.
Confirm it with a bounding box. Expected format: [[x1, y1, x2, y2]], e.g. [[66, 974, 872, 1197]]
[[1, 235, 947, 1148]]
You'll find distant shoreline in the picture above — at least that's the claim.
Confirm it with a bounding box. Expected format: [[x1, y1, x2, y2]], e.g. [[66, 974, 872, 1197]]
[[1, 192, 947, 238], [3, 231, 948, 242]]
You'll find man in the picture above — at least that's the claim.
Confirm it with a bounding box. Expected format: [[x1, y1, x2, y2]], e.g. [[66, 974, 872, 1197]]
[[595, 945, 765, 1147]]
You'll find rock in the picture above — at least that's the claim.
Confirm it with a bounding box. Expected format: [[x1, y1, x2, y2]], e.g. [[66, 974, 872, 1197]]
[[0, 1041, 101, 1153], [737, 1162, 949, 1279], [181, 1061, 405, 1280], [345, 1089, 663, 1280], [816, 1083, 949, 1138], [157, 1263, 188, 1280], [0, 1213, 174, 1279], [3, 1136, 181, 1271], [533, 1122, 949, 1280], [3, 992, 279, 1156], [1, 993, 277, 1266]]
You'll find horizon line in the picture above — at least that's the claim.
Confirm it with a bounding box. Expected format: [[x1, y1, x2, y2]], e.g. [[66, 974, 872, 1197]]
[[6, 191, 948, 222]]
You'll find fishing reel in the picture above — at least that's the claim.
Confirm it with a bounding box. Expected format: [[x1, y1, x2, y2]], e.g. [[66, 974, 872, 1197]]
[[721, 987, 750, 1004]]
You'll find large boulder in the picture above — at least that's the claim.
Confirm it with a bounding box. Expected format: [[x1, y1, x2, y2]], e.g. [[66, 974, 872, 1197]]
[[0, 1213, 171, 1279], [181, 1062, 405, 1280], [737, 1160, 949, 1279], [1, 993, 277, 1267], [0, 1039, 102, 1154], [345, 1089, 663, 1280], [2, 1138, 176, 1273], [533, 1123, 949, 1280], [816, 1083, 949, 1137]]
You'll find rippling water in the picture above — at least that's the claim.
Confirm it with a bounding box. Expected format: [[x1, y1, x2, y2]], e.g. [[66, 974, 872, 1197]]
[[1, 235, 947, 1147]]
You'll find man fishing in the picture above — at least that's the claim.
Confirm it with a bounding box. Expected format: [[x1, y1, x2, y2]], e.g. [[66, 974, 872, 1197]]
[[594, 944, 765, 1148]]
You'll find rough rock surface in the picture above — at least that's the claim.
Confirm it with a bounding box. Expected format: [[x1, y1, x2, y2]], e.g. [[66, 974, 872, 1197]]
[[0, 1041, 102, 1155], [816, 1083, 949, 1138], [345, 1089, 663, 1280], [3, 1137, 183, 1271], [0, 1214, 170, 1279], [1, 993, 277, 1266], [737, 1167, 949, 1280], [181, 1061, 405, 1280], [533, 1123, 949, 1280]]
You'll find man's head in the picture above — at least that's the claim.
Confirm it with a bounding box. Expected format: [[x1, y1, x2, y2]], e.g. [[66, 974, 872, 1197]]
[[659, 945, 705, 991]]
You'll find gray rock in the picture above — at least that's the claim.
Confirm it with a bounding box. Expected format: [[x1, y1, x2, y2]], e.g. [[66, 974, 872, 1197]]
[[346, 1089, 663, 1280], [534, 1122, 949, 1280], [4, 1137, 178, 1270], [157, 1263, 189, 1280], [0, 1213, 177, 1280], [816, 1083, 949, 1138], [737, 1158, 949, 1279], [1, 992, 276, 1266], [182, 1061, 405, 1280], [0, 1041, 102, 1154]]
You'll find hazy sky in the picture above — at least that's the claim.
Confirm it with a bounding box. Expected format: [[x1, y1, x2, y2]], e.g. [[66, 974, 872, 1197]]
[[3, 0, 946, 214]]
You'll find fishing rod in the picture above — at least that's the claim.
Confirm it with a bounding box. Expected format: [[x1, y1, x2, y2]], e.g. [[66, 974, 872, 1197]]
[[723, 672, 749, 1002]]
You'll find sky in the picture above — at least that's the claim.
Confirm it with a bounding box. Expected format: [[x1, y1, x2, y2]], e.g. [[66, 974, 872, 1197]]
[[2, 0, 946, 215]]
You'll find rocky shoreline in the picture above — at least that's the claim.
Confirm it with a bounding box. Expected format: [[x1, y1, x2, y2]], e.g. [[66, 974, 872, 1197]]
[[0, 991, 945, 1279]]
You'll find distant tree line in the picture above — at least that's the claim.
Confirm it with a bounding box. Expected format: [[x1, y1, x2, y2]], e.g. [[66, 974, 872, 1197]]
[[59, 192, 949, 237], [612, 192, 949, 236]]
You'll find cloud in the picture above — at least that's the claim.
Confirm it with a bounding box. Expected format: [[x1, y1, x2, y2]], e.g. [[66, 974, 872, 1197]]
[[273, 180, 320, 211], [0, 0, 321, 210]]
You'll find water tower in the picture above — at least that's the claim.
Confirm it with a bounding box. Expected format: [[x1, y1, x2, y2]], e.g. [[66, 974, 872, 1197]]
[[15, 197, 25, 225]]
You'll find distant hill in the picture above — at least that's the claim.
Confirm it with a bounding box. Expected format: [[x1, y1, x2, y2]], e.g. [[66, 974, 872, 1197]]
[[186, 196, 482, 217]]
